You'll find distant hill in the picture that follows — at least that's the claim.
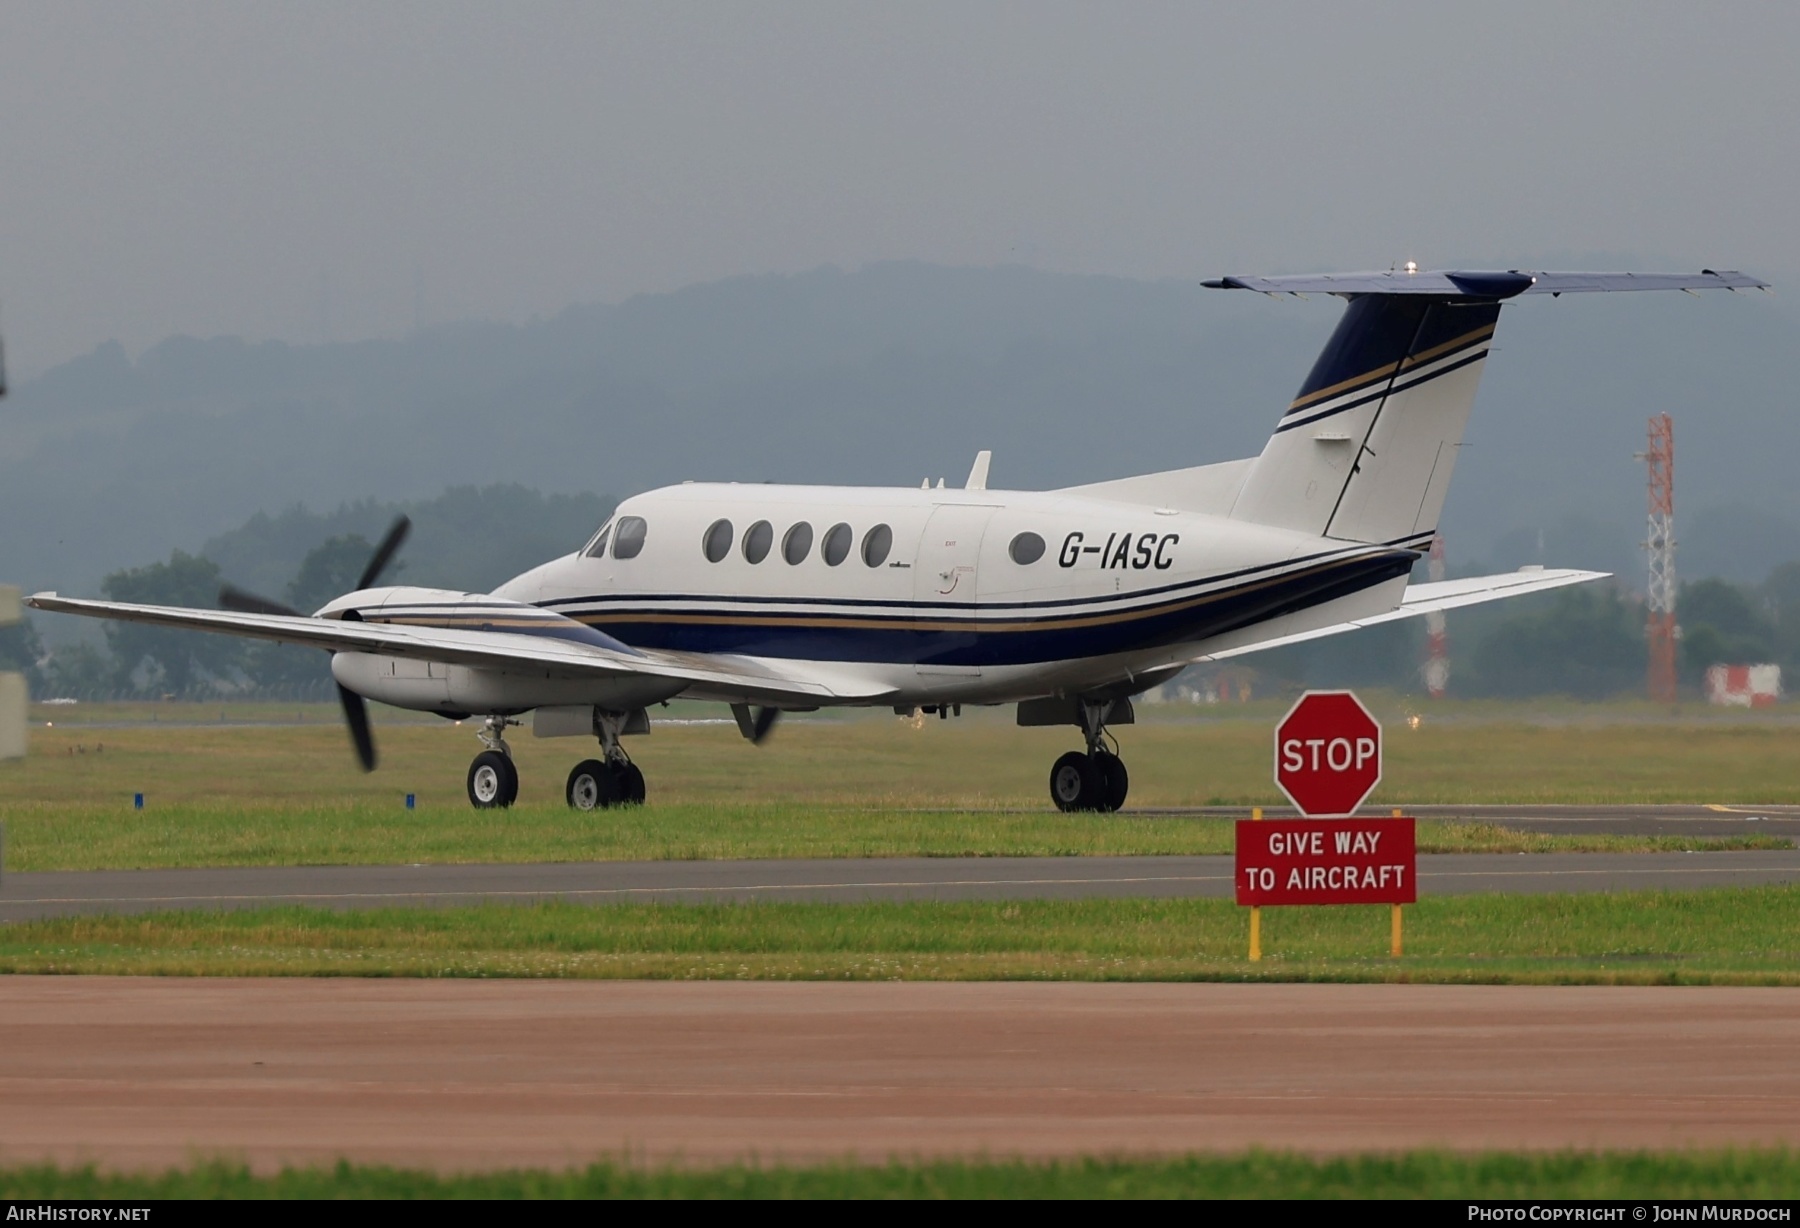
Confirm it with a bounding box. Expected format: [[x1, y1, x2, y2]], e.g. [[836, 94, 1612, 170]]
[[6, 261, 1796, 602], [199, 484, 615, 603]]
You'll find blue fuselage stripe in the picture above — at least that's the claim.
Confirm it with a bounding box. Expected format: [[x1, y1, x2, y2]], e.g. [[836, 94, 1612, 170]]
[[548, 551, 1413, 666]]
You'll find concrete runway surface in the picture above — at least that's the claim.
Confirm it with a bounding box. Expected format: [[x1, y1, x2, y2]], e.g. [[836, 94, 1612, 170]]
[[6, 978, 1800, 1170], [6, 849, 1800, 919]]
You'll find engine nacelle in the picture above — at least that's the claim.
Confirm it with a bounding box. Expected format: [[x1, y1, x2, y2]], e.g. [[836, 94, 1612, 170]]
[[324, 586, 685, 716]]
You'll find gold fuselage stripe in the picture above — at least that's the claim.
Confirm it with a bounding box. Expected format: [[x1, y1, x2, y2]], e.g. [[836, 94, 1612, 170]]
[[1285, 324, 1495, 413]]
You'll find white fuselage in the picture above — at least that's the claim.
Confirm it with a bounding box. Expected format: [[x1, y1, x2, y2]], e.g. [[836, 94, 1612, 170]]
[[330, 481, 1416, 716]]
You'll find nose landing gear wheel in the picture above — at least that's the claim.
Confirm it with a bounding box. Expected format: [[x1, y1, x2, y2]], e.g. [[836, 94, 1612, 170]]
[[1050, 751, 1102, 812], [467, 750, 519, 809]]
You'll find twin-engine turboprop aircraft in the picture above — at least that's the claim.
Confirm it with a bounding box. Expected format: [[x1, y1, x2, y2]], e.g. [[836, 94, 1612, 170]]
[[31, 266, 1767, 811]]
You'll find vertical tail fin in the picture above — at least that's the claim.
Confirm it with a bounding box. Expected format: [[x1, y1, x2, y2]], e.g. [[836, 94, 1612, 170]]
[[1208, 265, 1762, 547], [1227, 294, 1500, 547]]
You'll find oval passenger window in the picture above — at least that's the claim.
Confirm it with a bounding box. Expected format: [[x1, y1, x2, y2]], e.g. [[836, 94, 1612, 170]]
[[583, 524, 612, 559], [702, 518, 733, 563], [821, 522, 852, 567], [862, 523, 893, 568], [1009, 532, 1046, 565], [612, 516, 647, 559], [782, 522, 813, 565], [743, 520, 773, 564]]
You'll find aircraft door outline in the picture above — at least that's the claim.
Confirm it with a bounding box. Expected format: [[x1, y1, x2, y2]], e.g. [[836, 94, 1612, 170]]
[[912, 503, 998, 677]]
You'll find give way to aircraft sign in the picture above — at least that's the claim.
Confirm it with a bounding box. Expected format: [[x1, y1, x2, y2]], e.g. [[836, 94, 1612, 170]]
[[1246, 690, 1414, 956]]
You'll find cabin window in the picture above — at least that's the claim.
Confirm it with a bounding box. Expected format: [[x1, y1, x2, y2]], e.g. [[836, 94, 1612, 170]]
[[862, 523, 893, 568], [612, 516, 647, 559], [582, 522, 612, 559], [1009, 532, 1046, 565], [782, 522, 813, 565], [821, 522, 852, 567], [743, 520, 773, 564], [702, 519, 733, 563]]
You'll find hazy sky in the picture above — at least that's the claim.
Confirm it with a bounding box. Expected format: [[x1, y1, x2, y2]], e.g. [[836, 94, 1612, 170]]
[[2, 1, 1796, 375]]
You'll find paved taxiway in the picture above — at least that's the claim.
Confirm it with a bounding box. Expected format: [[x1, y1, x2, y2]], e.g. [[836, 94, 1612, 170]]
[[5, 848, 1800, 919], [1183, 802, 1800, 838], [7, 978, 1800, 1169]]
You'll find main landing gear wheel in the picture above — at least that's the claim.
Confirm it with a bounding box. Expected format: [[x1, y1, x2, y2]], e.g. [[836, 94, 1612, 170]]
[[1050, 751, 1102, 813], [467, 750, 519, 809], [565, 758, 647, 810], [1047, 699, 1132, 814], [566, 759, 616, 810], [619, 762, 647, 805], [1093, 750, 1130, 812]]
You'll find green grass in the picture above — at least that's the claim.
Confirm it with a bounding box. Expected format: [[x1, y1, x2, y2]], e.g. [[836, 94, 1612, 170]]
[[4, 708, 1796, 869], [5, 800, 1781, 872], [4, 1150, 1797, 1198], [13, 886, 1800, 982], [19, 700, 1800, 810]]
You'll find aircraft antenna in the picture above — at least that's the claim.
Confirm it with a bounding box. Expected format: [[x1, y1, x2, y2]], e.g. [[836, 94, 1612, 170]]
[[1641, 413, 1678, 705]]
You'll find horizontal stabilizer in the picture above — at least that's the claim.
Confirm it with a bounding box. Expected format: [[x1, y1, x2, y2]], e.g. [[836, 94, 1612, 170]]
[[1190, 567, 1606, 662], [1204, 269, 1768, 298]]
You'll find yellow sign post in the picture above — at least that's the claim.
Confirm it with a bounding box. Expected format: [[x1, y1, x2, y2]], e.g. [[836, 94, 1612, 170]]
[[1248, 806, 1262, 962], [1390, 808, 1404, 956]]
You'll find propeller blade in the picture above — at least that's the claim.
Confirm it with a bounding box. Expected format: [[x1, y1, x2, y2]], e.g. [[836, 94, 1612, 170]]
[[338, 683, 377, 771], [357, 515, 412, 591], [219, 584, 304, 618], [751, 705, 781, 745]]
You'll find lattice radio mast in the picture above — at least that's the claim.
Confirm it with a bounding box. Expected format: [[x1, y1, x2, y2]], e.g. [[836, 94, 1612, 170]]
[[1423, 533, 1449, 697], [1641, 414, 1677, 704]]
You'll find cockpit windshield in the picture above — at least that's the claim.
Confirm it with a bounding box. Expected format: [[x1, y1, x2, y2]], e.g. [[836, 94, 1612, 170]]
[[582, 520, 613, 558]]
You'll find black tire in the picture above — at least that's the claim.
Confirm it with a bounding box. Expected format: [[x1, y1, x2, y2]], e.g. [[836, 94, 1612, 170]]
[[1093, 751, 1129, 813], [1049, 750, 1102, 813], [618, 761, 647, 806], [467, 750, 518, 809], [565, 758, 617, 811]]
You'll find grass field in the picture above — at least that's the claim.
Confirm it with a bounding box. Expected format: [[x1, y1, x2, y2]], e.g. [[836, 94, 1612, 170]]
[[3, 701, 1797, 869], [9, 802, 1783, 871], [5, 1150, 1796, 1198], [25, 698, 1800, 809], [12, 885, 1800, 983]]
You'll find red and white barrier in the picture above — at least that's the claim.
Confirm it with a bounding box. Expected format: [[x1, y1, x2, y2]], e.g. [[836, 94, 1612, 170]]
[[1704, 664, 1782, 708]]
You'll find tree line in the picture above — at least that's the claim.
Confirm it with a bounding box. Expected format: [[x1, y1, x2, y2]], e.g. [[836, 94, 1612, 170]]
[[1249, 563, 1800, 701], [15, 484, 612, 699]]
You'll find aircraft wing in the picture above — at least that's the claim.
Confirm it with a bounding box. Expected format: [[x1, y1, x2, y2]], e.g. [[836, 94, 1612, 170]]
[[1188, 567, 1606, 662], [26, 593, 893, 703]]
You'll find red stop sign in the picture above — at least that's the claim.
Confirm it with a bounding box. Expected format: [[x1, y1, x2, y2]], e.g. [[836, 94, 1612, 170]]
[[1274, 690, 1382, 816]]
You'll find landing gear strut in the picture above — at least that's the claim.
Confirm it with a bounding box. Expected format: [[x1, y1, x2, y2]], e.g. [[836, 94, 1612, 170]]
[[467, 716, 520, 809], [1048, 699, 1129, 814], [564, 710, 646, 810]]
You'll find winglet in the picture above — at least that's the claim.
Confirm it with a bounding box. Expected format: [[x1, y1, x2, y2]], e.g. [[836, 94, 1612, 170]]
[[965, 450, 992, 491]]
